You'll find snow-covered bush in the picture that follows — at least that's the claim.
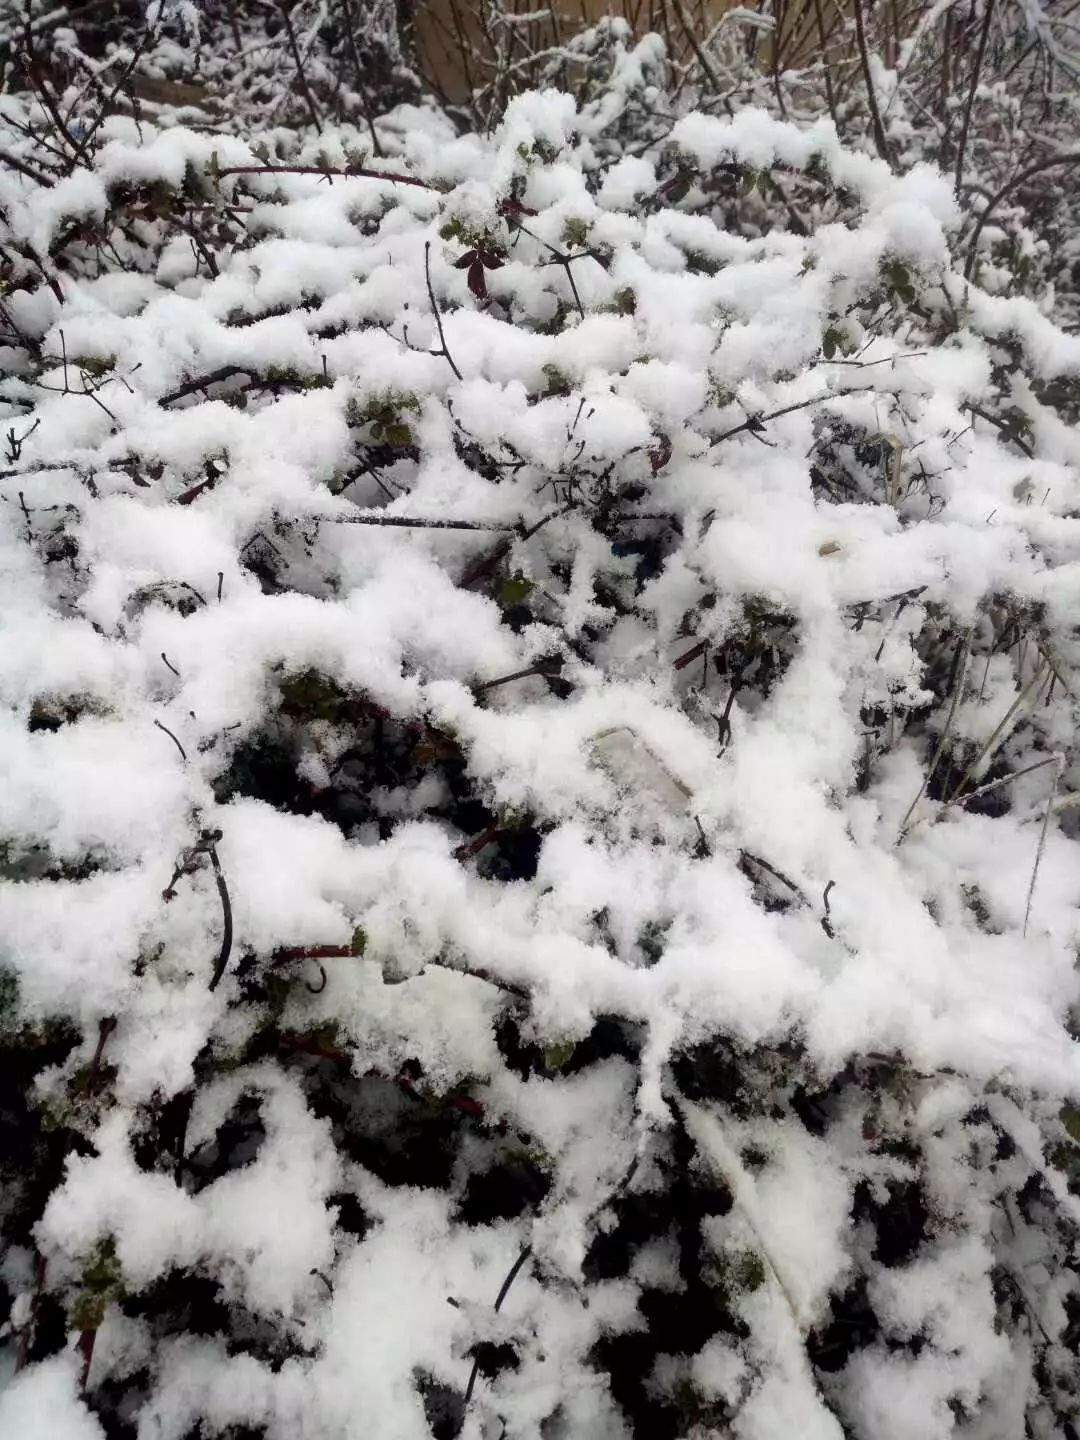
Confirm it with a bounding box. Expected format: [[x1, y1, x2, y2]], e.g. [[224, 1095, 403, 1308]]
[[3, 17, 1080, 1440]]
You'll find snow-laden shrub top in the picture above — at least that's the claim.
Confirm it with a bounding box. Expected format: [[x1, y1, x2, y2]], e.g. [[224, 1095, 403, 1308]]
[[2, 76, 1080, 1440]]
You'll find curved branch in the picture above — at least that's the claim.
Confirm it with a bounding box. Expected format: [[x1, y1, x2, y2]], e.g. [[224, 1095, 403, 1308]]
[[964, 152, 1080, 279]]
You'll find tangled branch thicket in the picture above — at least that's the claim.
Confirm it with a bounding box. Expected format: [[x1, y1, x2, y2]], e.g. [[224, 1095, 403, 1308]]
[[2, 2, 1080, 1438]]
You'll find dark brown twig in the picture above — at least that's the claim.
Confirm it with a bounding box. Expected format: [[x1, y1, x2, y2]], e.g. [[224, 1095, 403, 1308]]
[[159, 365, 257, 407], [851, 0, 894, 165], [821, 880, 836, 938], [474, 660, 563, 693], [217, 163, 433, 189], [674, 639, 708, 671], [963, 152, 1080, 279], [954, 0, 995, 195], [324, 512, 513, 532], [206, 840, 233, 991], [739, 850, 809, 904], [278, 1, 323, 133], [459, 1245, 533, 1418], [425, 241, 463, 381], [153, 718, 187, 761], [967, 404, 1035, 457]]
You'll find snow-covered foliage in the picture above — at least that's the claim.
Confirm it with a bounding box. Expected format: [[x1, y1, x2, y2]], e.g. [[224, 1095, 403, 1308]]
[[3, 6, 1080, 1440]]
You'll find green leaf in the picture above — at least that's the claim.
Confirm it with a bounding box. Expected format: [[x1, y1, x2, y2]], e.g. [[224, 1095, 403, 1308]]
[[665, 171, 692, 204], [563, 217, 590, 249], [543, 1038, 576, 1071], [499, 573, 533, 607], [351, 927, 367, 956]]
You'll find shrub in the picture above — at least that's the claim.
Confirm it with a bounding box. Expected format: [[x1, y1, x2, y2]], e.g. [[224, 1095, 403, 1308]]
[[2, 7, 1080, 1440]]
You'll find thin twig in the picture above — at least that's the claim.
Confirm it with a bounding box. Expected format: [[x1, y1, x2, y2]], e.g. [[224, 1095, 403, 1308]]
[[206, 840, 234, 991], [459, 1244, 534, 1420], [474, 660, 563, 693], [323, 513, 513, 531], [851, 0, 894, 165], [278, 1, 324, 132], [159, 365, 258, 407], [963, 152, 1080, 278], [153, 718, 187, 762], [217, 163, 433, 190], [739, 850, 809, 904], [906, 754, 1059, 833], [425, 241, 463, 381], [954, 0, 995, 195]]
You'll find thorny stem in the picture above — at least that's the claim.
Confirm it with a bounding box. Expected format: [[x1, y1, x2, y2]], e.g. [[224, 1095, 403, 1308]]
[[323, 513, 512, 531], [216, 163, 434, 190], [710, 390, 868, 445], [273, 944, 355, 963]]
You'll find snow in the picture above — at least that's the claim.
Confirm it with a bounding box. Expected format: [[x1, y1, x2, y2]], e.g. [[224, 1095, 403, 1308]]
[[0, 1354, 106, 1440], [2, 19, 1080, 1440]]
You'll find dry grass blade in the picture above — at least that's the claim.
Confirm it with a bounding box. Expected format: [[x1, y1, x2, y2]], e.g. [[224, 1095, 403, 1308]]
[[897, 627, 971, 841], [944, 659, 1048, 805], [1024, 755, 1064, 937]]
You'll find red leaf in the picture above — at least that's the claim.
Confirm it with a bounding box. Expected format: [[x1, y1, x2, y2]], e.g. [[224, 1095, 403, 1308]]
[[467, 259, 488, 299], [176, 476, 216, 505], [453, 249, 477, 270], [498, 198, 537, 220]]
